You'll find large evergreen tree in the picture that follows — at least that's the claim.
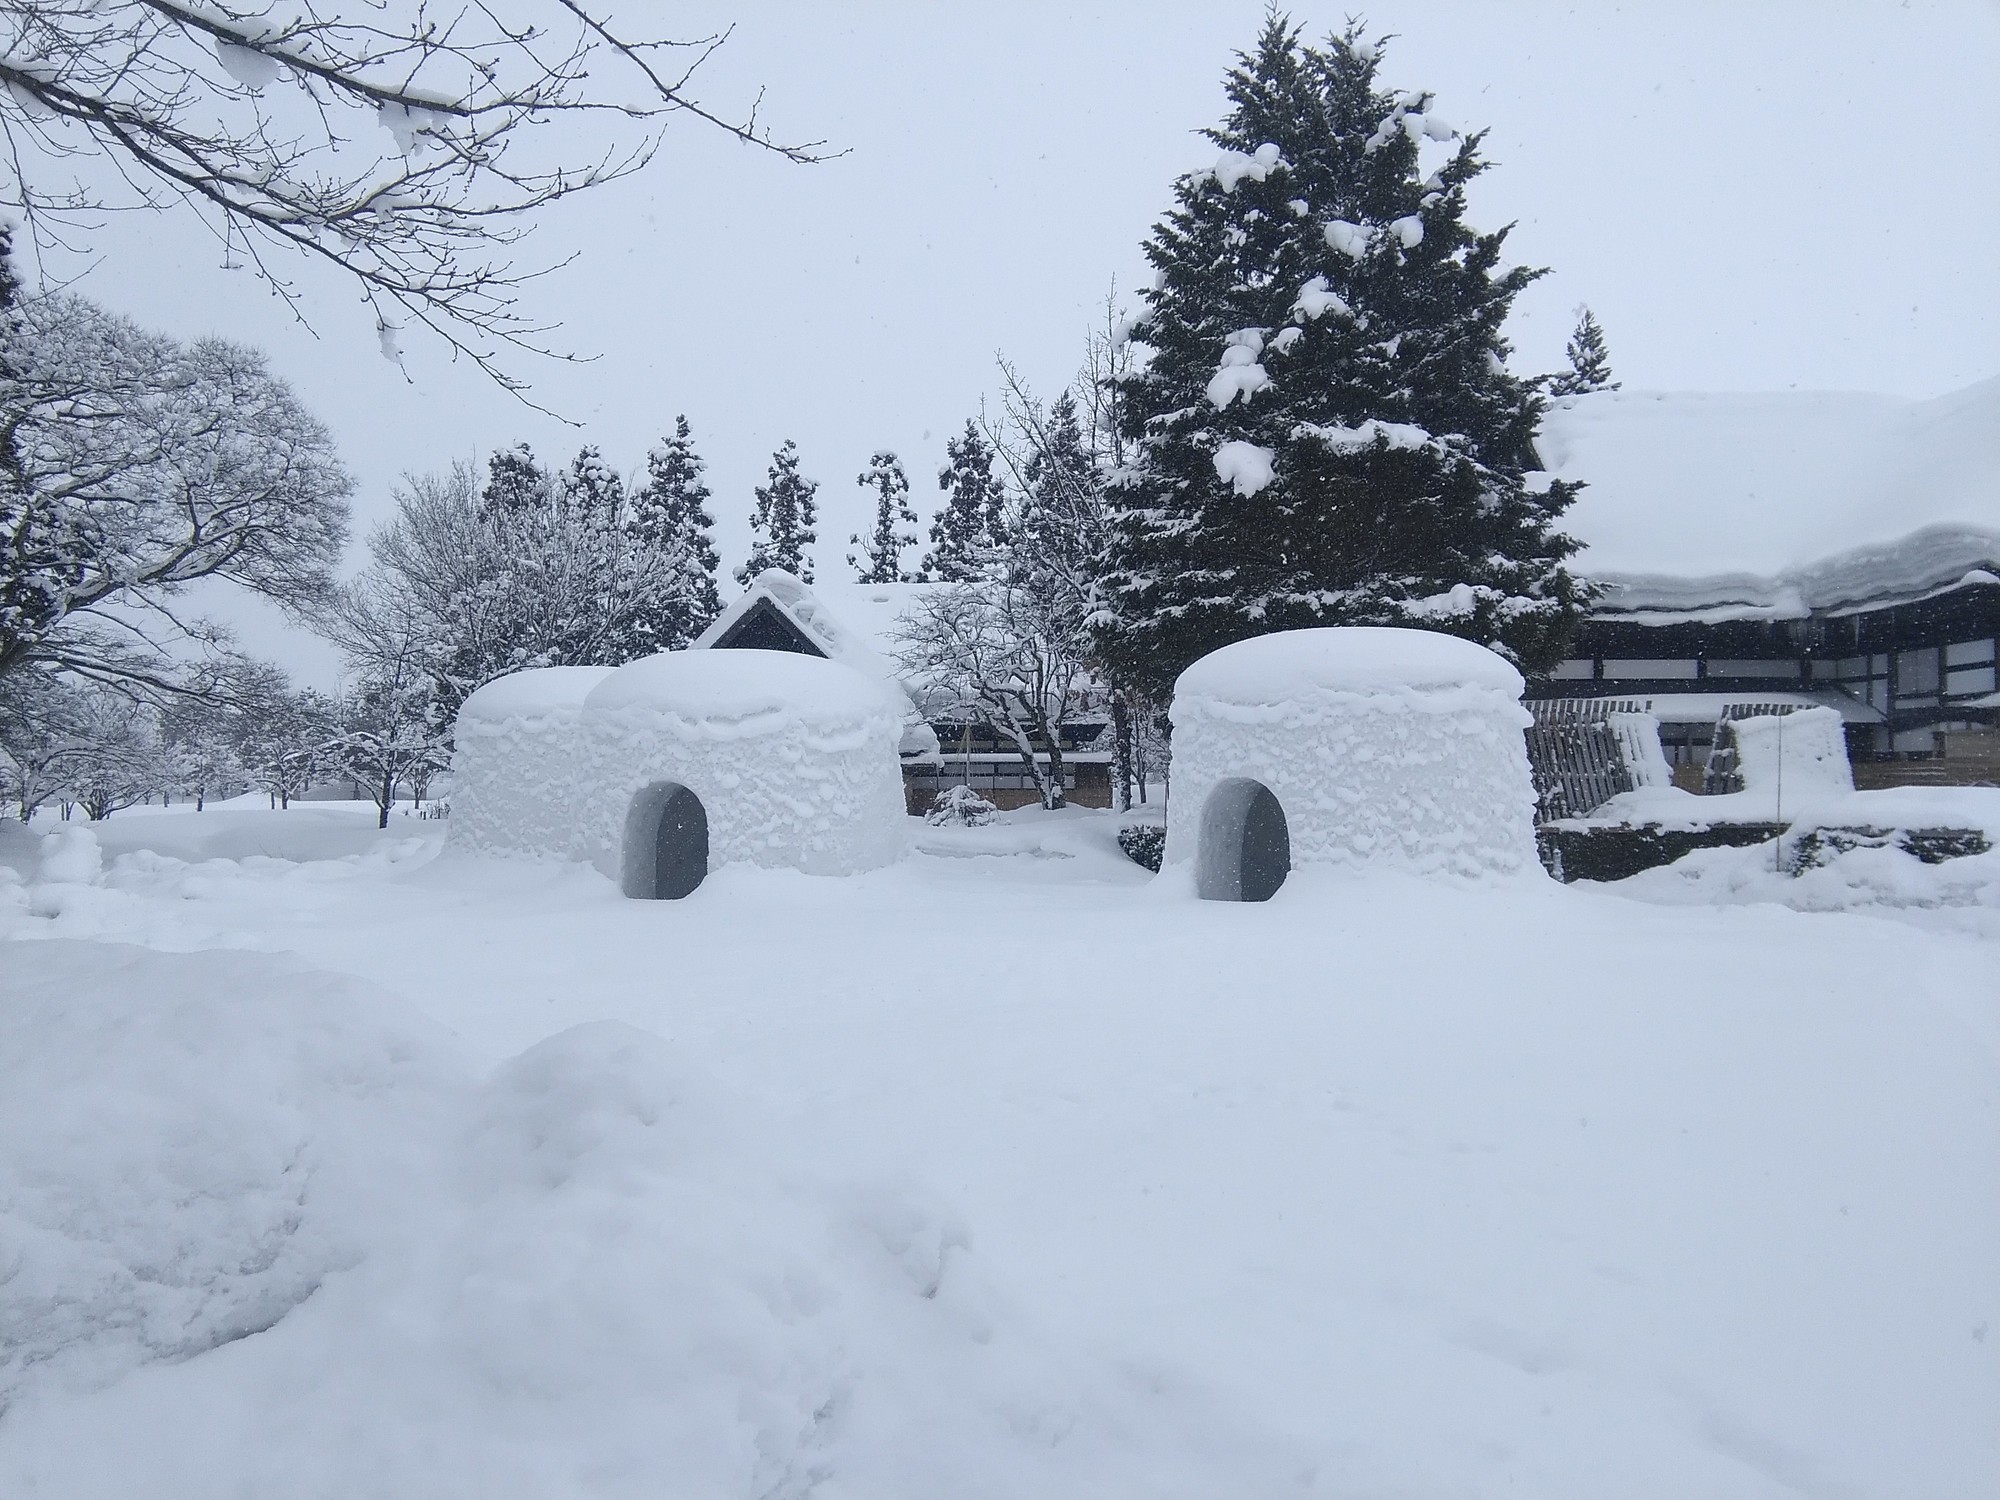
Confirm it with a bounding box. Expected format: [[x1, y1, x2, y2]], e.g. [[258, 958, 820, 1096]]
[[628, 415, 724, 640], [737, 440, 819, 585], [1095, 16, 1588, 700], [848, 450, 919, 583], [923, 420, 1006, 582], [1550, 305, 1620, 396], [559, 445, 625, 521], [481, 443, 546, 514]]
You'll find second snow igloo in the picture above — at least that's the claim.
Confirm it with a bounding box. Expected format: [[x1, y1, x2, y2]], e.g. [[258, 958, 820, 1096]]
[[578, 649, 909, 898], [1164, 627, 1539, 898]]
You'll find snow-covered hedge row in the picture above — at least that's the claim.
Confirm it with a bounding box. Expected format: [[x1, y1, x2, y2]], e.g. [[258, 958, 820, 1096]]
[[1164, 627, 1538, 881]]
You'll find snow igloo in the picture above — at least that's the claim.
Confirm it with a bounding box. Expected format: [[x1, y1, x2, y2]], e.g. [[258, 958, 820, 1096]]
[[451, 650, 908, 896], [1163, 627, 1539, 899]]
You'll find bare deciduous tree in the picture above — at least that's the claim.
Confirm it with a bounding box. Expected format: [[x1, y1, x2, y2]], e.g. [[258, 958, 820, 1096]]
[[0, 2, 830, 392]]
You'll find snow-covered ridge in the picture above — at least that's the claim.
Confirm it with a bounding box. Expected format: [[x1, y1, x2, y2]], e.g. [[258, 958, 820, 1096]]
[[1539, 377, 2000, 611]]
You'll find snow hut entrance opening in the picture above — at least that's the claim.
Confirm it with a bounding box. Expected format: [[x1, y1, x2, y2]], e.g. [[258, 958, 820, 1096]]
[[1196, 778, 1290, 902], [622, 782, 708, 899]]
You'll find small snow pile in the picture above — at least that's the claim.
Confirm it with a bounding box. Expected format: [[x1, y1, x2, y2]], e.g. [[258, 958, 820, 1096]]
[[578, 649, 908, 880], [1165, 627, 1538, 882], [37, 827, 101, 885], [1208, 141, 1284, 192], [1295, 417, 1433, 452], [1324, 219, 1369, 259], [1731, 705, 1853, 797], [1204, 329, 1270, 410], [1212, 440, 1276, 497], [1388, 214, 1424, 248], [1290, 275, 1350, 321], [925, 784, 997, 828], [450, 665, 616, 861]]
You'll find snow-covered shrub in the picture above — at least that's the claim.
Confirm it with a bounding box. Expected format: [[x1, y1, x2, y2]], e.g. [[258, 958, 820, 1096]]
[[1163, 627, 1537, 887], [1117, 823, 1167, 872], [925, 784, 997, 828]]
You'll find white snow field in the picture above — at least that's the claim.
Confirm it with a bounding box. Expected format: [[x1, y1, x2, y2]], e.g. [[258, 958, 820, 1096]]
[[2, 801, 1997, 1498]]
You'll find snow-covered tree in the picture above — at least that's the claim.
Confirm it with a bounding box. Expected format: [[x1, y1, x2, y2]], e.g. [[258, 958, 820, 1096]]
[[1551, 306, 1620, 396], [481, 444, 547, 514], [922, 422, 1006, 582], [231, 679, 339, 808], [737, 440, 819, 585], [329, 462, 691, 734], [848, 451, 919, 583], [627, 416, 724, 649], [160, 696, 245, 810], [0, 268, 352, 697], [0, 667, 94, 819], [890, 582, 1097, 812], [1095, 17, 1590, 701], [332, 663, 444, 829], [66, 691, 162, 820], [0, 3, 828, 391], [559, 446, 625, 521]]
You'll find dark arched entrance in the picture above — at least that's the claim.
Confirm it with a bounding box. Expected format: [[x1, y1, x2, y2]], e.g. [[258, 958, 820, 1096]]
[[1195, 778, 1291, 902], [620, 782, 709, 899]]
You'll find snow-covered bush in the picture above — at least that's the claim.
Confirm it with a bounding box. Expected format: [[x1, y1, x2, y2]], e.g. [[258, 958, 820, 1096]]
[[925, 784, 998, 828], [1117, 822, 1167, 872], [1163, 626, 1538, 887]]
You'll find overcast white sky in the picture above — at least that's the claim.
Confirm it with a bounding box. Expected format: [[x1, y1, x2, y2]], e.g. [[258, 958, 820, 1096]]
[[36, 0, 2000, 685]]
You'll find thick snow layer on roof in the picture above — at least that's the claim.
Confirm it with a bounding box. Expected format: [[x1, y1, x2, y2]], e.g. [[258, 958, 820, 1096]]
[[693, 569, 944, 682], [584, 646, 902, 730], [456, 666, 615, 726], [1176, 626, 1525, 704], [1541, 378, 2000, 613]]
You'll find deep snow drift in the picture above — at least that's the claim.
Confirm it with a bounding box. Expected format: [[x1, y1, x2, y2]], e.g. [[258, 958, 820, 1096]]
[[1, 802, 1995, 1498]]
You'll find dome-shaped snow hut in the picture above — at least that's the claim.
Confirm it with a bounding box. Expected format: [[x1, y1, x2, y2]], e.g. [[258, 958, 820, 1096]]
[[576, 649, 908, 897], [449, 665, 617, 859], [1164, 627, 1538, 898]]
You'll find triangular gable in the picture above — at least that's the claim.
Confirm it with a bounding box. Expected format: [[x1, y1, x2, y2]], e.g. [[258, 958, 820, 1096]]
[[706, 595, 828, 658]]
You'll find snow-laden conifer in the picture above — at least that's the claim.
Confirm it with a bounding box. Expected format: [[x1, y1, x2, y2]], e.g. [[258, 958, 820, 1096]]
[[628, 416, 724, 641], [848, 451, 920, 583], [738, 441, 819, 585], [1095, 16, 1589, 700], [923, 422, 1006, 582], [1551, 306, 1620, 396]]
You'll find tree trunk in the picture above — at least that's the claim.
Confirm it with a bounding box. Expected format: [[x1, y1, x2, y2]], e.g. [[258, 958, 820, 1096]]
[[1110, 694, 1134, 812], [378, 769, 393, 829]]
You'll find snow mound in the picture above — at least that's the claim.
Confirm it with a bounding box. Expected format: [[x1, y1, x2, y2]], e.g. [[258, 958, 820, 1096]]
[[0, 947, 1267, 1497], [451, 666, 615, 861], [578, 649, 908, 882], [1166, 627, 1538, 881], [0, 943, 457, 1415], [1731, 705, 1852, 796]]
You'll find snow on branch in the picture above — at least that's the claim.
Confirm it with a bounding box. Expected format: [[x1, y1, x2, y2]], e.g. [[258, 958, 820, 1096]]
[[0, 1, 833, 398]]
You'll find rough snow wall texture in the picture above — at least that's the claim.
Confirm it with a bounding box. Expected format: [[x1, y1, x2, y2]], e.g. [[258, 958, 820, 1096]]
[[1164, 630, 1538, 880], [1732, 706, 1853, 798], [448, 667, 616, 860], [577, 653, 909, 881]]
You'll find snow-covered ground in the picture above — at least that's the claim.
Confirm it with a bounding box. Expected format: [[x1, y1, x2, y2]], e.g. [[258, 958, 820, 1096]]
[[2, 801, 1996, 1498]]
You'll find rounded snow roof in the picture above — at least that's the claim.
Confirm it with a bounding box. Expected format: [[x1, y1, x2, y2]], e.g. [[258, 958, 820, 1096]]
[[583, 648, 903, 730], [457, 665, 616, 725], [1175, 627, 1524, 705]]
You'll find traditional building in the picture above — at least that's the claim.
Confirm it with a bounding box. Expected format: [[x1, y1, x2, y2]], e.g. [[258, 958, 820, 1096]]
[[1531, 377, 2000, 791], [692, 570, 1115, 810]]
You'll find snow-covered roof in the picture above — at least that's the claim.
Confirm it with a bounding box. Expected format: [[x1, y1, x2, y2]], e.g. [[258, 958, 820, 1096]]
[[1539, 378, 2000, 619], [1175, 625, 1525, 705], [692, 570, 948, 680]]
